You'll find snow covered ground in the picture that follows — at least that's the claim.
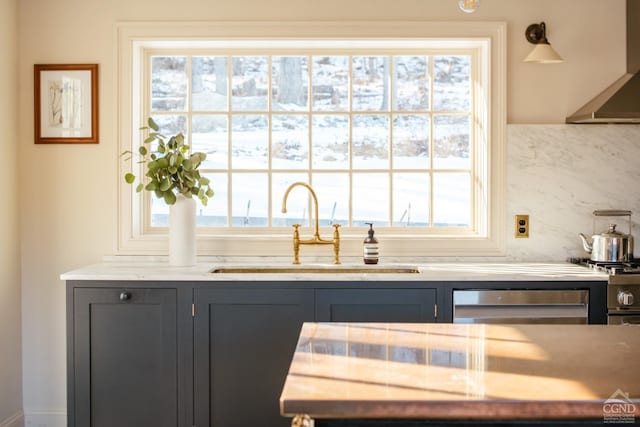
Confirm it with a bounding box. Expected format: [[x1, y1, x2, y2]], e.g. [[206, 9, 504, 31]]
[[147, 54, 472, 228]]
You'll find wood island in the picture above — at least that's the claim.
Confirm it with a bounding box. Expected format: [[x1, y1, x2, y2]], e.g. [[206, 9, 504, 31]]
[[280, 323, 640, 426]]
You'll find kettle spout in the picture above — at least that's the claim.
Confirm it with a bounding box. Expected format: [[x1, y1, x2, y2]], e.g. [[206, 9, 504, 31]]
[[579, 233, 593, 253]]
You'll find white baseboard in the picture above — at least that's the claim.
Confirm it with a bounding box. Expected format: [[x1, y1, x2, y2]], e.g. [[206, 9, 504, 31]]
[[23, 410, 65, 427], [0, 411, 24, 427]]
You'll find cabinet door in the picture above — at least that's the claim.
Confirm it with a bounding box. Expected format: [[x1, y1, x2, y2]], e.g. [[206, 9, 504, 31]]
[[316, 289, 437, 322], [194, 288, 314, 427], [71, 288, 178, 427]]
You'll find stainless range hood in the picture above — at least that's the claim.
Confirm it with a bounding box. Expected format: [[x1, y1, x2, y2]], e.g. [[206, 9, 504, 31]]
[[566, 0, 640, 123]]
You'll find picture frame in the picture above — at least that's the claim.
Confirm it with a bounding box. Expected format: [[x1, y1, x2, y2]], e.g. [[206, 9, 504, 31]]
[[34, 64, 99, 144]]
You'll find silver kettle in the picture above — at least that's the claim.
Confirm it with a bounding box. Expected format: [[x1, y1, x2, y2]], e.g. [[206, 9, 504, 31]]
[[579, 210, 634, 262]]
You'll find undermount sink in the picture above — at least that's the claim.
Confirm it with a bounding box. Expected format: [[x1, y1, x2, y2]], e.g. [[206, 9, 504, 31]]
[[209, 265, 421, 274]]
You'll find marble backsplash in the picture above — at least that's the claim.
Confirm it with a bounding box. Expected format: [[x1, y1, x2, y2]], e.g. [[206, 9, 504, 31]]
[[506, 124, 640, 261]]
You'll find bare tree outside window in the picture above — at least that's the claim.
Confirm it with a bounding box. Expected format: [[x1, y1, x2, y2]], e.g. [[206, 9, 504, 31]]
[[149, 52, 472, 228]]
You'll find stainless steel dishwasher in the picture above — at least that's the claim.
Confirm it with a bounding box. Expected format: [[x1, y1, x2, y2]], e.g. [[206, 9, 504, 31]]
[[453, 290, 589, 324]]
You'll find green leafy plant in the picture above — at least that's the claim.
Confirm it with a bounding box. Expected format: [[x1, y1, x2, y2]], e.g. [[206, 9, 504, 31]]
[[122, 117, 214, 206]]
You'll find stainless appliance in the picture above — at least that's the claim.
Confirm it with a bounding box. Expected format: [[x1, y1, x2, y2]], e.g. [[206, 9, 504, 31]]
[[575, 259, 640, 325], [453, 290, 589, 324], [566, 0, 640, 123]]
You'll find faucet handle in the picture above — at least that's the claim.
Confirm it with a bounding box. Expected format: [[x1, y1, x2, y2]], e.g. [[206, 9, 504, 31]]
[[332, 224, 341, 265], [291, 224, 301, 264]]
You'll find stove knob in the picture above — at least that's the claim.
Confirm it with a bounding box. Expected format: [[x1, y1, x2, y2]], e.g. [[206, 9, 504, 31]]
[[617, 291, 635, 306]]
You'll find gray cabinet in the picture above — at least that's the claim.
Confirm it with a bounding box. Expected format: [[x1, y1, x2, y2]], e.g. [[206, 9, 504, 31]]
[[68, 287, 180, 427], [316, 289, 437, 322], [66, 282, 439, 427], [193, 288, 314, 427], [66, 278, 607, 427]]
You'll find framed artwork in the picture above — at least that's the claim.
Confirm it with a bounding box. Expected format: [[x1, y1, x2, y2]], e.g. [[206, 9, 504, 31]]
[[34, 64, 99, 144]]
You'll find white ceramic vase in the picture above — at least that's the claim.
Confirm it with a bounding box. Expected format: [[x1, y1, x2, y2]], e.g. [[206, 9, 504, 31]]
[[169, 194, 197, 266]]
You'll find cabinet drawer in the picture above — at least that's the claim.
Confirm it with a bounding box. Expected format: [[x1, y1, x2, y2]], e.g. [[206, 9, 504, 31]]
[[316, 289, 437, 322]]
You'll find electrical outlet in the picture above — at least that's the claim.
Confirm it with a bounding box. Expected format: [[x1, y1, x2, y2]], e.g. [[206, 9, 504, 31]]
[[515, 214, 529, 238]]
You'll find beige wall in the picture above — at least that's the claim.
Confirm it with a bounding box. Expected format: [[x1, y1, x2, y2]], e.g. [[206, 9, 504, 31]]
[[16, 0, 628, 423], [0, 0, 23, 424]]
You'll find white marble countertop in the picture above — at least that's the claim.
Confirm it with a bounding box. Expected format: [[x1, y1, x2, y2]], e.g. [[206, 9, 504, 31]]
[[60, 257, 609, 282]]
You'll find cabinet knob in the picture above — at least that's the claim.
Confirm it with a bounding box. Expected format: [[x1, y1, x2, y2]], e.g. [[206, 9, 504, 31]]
[[119, 291, 131, 301]]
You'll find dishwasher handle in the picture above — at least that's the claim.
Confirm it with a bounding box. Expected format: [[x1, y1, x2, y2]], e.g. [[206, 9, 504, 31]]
[[453, 290, 590, 324]]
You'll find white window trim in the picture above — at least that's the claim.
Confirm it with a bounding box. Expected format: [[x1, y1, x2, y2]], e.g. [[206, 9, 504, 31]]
[[116, 21, 506, 257]]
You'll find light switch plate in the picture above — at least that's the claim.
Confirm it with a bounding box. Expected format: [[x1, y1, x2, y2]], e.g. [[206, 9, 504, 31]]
[[515, 215, 529, 238]]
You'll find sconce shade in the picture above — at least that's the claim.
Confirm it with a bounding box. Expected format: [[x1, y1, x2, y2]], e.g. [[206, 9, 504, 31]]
[[524, 43, 564, 63], [524, 22, 564, 64]]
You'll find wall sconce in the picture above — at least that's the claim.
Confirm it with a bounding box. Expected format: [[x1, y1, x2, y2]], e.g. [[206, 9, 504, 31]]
[[524, 22, 564, 63], [458, 0, 480, 13]]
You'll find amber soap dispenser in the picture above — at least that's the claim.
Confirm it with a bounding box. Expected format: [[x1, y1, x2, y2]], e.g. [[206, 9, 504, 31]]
[[363, 223, 379, 264]]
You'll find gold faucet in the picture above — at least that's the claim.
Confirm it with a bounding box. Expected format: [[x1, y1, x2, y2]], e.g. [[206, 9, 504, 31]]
[[281, 182, 341, 265]]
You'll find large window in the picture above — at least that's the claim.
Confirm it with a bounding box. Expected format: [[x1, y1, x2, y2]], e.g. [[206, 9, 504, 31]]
[[118, 23, 506, 256], [148, 52, 473, 229]]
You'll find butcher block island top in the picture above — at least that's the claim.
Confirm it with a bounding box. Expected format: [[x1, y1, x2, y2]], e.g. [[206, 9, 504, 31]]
[[280, 323, 639, 425]]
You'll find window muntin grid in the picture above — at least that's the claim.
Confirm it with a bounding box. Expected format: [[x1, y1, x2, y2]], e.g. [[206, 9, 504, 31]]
[[143, 49, 475, 232]]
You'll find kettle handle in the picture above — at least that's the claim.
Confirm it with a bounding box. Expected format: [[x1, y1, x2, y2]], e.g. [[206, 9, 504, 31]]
[[593, 210, 632, 235]]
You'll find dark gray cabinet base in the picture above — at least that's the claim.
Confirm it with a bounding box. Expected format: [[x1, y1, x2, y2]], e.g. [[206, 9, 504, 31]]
[[69, 287, 180, 427], [193, 288, 314, 427], [66, 279, 605, 427]]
